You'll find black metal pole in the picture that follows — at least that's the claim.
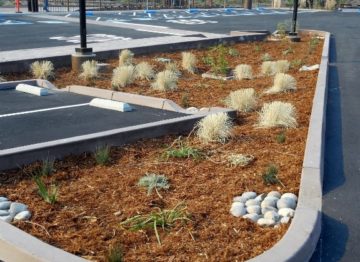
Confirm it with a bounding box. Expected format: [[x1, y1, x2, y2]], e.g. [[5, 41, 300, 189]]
[[291, 0, 299, 35], [77, 0, 92, 54]]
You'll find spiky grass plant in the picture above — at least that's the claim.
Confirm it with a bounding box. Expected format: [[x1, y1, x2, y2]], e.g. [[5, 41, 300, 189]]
[[274, 60, 290, 73], [151, 70, 178, 91], [261, 61, 276, 76], [80, 60, 98, 81], [227, 154, 254, 167], [196, 112, 233, 144], [162, 137, 202, 160], [40, 158, 55, 176], [262, 164, 281, 185], [258, 101, 297, 128], [94, 146, 110, 166], [181, 52, 197, 74], [165, 62, 181, 76], [135, 62, 154, 80], [105, 244, 124, 262], [30, 60, 54, 80], [224, 88, 257, 112], [234, 64, 253, 80], [120, 202, 190, 245], [276, 132, 286, 143], [262, 53, 272, 62], [138, 173, 170, 197], [111, 65, 135, 90], [266, 73, 297, 94], [119, 49, 134, 66], [33, 176, 58, 204]]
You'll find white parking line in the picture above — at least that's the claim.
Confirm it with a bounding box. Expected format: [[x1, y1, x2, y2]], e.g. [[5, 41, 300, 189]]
[[0, 103, 89, 118]]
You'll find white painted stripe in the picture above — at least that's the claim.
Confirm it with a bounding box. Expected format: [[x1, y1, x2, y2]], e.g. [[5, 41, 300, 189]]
[[135, 28, 184, 35], [0, 103, 89, 118]]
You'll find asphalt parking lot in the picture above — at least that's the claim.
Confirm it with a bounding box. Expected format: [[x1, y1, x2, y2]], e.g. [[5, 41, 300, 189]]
[[0, 87, 185, 150]]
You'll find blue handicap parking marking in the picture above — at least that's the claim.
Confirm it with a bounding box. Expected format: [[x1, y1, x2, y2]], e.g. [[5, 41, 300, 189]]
[[0, 19, 32, 25]]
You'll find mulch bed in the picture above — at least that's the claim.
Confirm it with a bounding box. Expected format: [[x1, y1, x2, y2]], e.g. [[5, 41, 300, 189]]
[[0, 34, 323, 261]]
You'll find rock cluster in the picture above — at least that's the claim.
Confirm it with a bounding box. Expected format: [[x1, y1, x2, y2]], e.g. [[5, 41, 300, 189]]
[[0, 197, 31, 223], [230, 191, 297, 227]]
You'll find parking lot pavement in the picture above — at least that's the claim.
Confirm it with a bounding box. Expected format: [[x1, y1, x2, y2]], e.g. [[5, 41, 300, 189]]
[[0, 88, 185, 150], [0, 13, 171, 51]]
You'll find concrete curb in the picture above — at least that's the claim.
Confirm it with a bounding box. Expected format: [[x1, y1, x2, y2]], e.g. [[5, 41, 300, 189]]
[[248, 30, 330, 262]]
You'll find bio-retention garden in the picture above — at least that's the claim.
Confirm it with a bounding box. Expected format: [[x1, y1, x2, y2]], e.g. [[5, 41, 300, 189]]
[[0, 31, 324, 261]]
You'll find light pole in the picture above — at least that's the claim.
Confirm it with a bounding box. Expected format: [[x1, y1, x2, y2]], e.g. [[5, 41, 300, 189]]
[[71, 0, 95, 72], [288, 0, 301, 41]]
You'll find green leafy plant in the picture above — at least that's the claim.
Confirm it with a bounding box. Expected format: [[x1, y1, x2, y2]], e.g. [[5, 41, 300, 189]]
[[309, 36, 320, 54], [206, 45, 229, 75], [34, 176, 58, 204], [228, 48, 239, 57], [138, 173, 170, 197], [105, 244, 124, 262], [94, 146, 111, 165], [120, 202, 190, 245], [262, 164, 281, 185], [162, 138, 202, 160], [276, 21, 288, 38], [276, 132, 286, 144]]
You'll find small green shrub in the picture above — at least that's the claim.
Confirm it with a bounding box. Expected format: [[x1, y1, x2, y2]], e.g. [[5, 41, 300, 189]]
[[105, 244, 124, 262], [120, 203, 190, 245], [276, 21, 287, 37], [276, 132, 286, 143], [162, 138, 202, 160], [40, 158, 55, 176], [34, 176, 58, 204], [94, 146, 110, 165], [138, 173, 170, 196], [228, 48, 240, 57], [206, 45, 229, 75], [181, 93, 190, 108], [262, 164, 280, 185], [309, 36, 320, 54], [290, 59, 304, 69]]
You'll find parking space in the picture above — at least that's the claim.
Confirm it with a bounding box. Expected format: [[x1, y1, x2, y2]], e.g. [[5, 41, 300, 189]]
[[0, 87, 186, 150]]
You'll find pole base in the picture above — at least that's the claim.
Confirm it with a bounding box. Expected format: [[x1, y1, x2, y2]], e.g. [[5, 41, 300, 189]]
[[286, 33, 301, 42], [71, 52, 96, 72], [75, 47, 93, 55]]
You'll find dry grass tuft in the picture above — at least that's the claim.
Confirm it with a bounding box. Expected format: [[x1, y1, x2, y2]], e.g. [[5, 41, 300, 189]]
[[165, 62, 181, 76], [151, 70, 178, 91], [224, 88, 257, 112], [274, 60, 290, 73], [196, 112, 233, 143], [119, 49, 134, 66], [79, 60, 99, 81], [234, 64, 253, 80], [266, 73, 297, 94], [111, 65, 135, 89], [258, 101, 297, 128], [181, 52, 197, 74], [30, 61, 54, 80], [135, 62, 154, 80], [261, 61, 276, 76]]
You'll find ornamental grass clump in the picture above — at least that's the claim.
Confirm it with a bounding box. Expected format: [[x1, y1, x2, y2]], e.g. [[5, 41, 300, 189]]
[[94, 145, 111, 166], [135, 62, 154, 80], [234, 64, 253, 80], [80, 60, 98, 81], [111, 65, 135, 89], [105, 244, 124, 262], [151, 70, 178, 91], [138, 173, 170, 197], [33, 176, 58, 204], [196, 112, 233, 143], [224, 88, 257, 112], [266, 73, 297, 94], [120, 202, 190, 245], [30, 60, 54, 80], [119, 49, 134, 66], [165, 62, 181, 76], [274, 60, 290, 73], [258, 101, 297, 128], [262, 53, 272, 62], [261, 61, 276, 76], [181, 52, 197, 74]]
